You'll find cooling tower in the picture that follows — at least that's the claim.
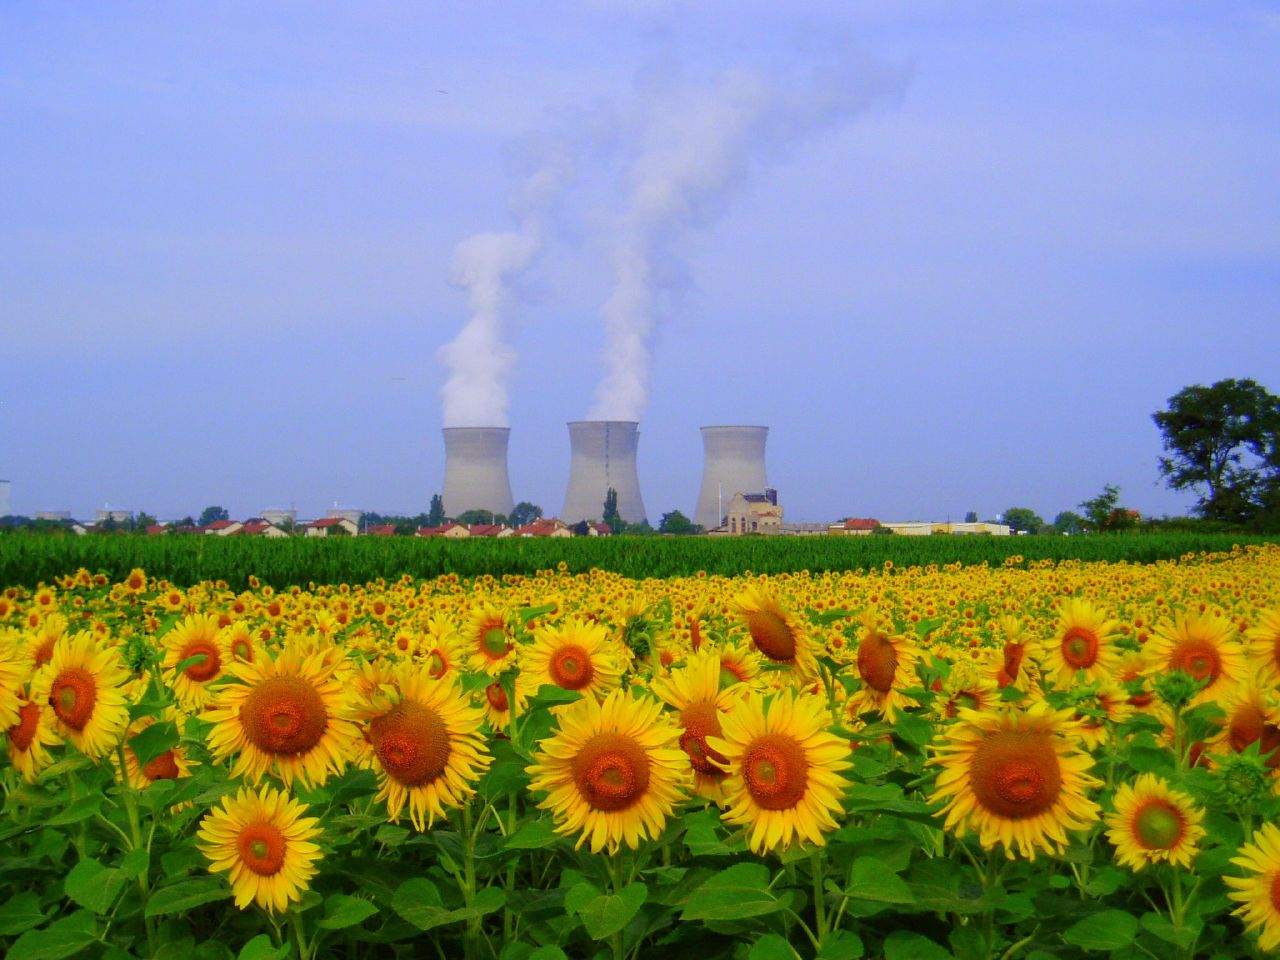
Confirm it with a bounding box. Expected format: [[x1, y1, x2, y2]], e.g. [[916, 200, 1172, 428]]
[[562, 421, 647, 525], [441, 427, 515, 519], [694, 425, 769, 530]]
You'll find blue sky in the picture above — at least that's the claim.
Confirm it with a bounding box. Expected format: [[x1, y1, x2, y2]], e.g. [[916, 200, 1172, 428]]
[[2, 2, 1278, 524]]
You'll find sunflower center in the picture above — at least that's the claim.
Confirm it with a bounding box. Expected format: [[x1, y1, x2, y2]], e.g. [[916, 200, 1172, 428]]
[[481, 625, 510, 659], [857, 632, 898, 693], [745, 610, 796, 663], [1228, 704, 1280, 768], [719, 665, 745, 689], [1270, 872, 1280, 917], [231, 638, 252, 661], [50, 668, 97, 731], [8, 701, 40, 751], [743, 733, 810, 811], [142, 749, 182, 781], [240, 676, 329, 756], [1061, 627, 1099, 669], [1132, 800, 1184, 850], [679, 700, 727, 776], [970, 730, 1062, 819], [549, 644, 594, 691], [572, 732, 651, 812], [369, 700, 451, 787], [427, 652, 447, 679], [180, 642, 222, 682], [485, 681, 508, 712], [1169, 639, 1221, 684], [34, 638, 56, 669], [238, 822, 287, 876]]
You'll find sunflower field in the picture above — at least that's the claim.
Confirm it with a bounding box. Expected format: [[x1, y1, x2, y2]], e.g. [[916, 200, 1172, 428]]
[[3, 544, 1280, 959]]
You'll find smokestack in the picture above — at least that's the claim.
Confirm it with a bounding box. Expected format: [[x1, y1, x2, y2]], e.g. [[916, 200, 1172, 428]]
[[441, 427, 515, 519], [694, 425, 768, 530], [562, 421, 647, 525]]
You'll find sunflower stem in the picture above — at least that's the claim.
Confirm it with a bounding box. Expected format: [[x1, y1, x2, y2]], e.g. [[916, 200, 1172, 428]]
[[462, 801, 482, 960], [809, 848, 828, 939], [288, 909, 311, 960], [116, 739, 157, 957], [609, 852, 626, 960]]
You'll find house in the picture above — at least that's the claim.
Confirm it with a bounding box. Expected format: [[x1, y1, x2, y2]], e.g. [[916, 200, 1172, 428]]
[[829, 518, 880, 535], [880, 521, 1011, 536], [516, 519, 573, 538], [723, 491, 783, 535], [144, 525, 169, 536], [237, 520, 289, 539], [303, 517, 359, 537], [585, 522, 612, 536], [466, 524, 511, 538], [202, 519, 244, 536], [365, 524, 398, 537], [415, 522, 469, 539]]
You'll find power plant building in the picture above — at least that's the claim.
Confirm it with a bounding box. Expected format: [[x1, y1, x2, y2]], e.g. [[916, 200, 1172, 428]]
[[561, 421, 647, 525], [694, 425, 769, 530], [441, 427, 515, 519]]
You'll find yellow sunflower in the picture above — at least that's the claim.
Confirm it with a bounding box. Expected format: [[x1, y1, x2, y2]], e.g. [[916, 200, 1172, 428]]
[[350, 663, 491, 831], [223, 621, 260, 665], [1206, 681, 1280, 770], [707, 689, 852, 854], [479, 677, 527, 733], [419, 616, 465, 681], [27, 613, 69, 670], [1245, 608, 1280, 682], [650, 652, 745, 801], [1039, 598, 1121, 688], [1104, 773, 1204, 872], [161, 613, 231, 710], [0, 632, 33, 730], [930, 703, 1102, 860], [712, 638, 766, 691], [197, 784, 323, 914], [934, 663, 999, 720], [526, 688, 687, 853], [30, 631, 131, 759], [1226, 823, 1280, 953], [114, 712, 198, 790], [1146, 611, 1246, 707], [1071, 679, 1135, 750], [465, 604, 517, 676], [6, 693, 61, 783], [729, 586, 816, 679], [519, 619, 623, 701], [203, 642, 357, 788], [844, 611, 920, 721]]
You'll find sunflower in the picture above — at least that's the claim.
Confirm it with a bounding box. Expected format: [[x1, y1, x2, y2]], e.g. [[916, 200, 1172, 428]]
[[707, 689, 850, 853], [1071, 679, 1134, 750], [479, 677, 527, 733], [419, 616, 464, 681], [465, 604, 516, 676], [526, 689, 687, 853], [1040, 598, 1121, 688], [115, 712, 197, 789], [203, 642, 357, 788], [934, 663, 999, 720], [29, 631, 131, 759], [520, 619, 623, 701], [1105, 773, 1204, 872], [197, 784, 323, 913], [0, 632, 33, 730], [1226, 823, 1280, 952], [729, 586, 816, 678], [350, 664, 490, 830], [1245, 608, 1280, 682], [123, 568, 148, 594], [993, 616, 1030, 690], [650, 652, 745, 800], [1206, 681, 1280, 770], [1145, 611, 1246, 707], [161, 614, 230, 709], [6, 693, 61, 783], [223, 622, 260, 665], [27, 613, 69, 670], [844, 612, 920, 721], [712, 638, 766, 691], [930, 703, 1102, 860]]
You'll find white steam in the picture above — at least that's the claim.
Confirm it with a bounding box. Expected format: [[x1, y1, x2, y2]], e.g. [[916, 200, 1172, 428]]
[[588, 55, 906, 421]]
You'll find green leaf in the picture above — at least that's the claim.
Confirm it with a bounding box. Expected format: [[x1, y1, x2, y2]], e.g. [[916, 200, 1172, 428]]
[[563, 882, 600, 916], [64, 857, 127, 914], [237, 935, 291, 960], [45, 795, 103, 826], [174, 653, 211, 675], [317, 894, 378, 930], [7, 909, 98, 960], [119, 847, 151, 880], [527, 948, 569, 960], [1139, 913, 1198, 949], [128, 720, 181, 768], [505, 818, 561, 850], [0, 892, 50, 936], [392, 881, 505, 931], [579, 882, 647, 940], [1063, 910, 1140, 952], [750, 934, 796, 960], [682, 862, 785, 921], [893, 713, 934, 747], [882, 930, 954, 960], [818, 930, 864, 959], [145, 877, 233, 917], [845, 858, 914, 904]]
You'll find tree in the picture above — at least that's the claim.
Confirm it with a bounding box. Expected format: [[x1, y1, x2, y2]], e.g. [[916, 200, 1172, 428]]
[[964, 511, 978, 524], [1053, 510, 1085, 535], [1152, 378, 1280, 524], [1001, 507, 1043, 534], [509, 502, 543, 528], [455, 509, 497, 526], [658, 510, 701, 535], [602, 488, 621, 534], [198, 505, 229, 527], [427, 494, 445, 527], [1079, 484, 1136, 532], [135, 512, 157, 530]]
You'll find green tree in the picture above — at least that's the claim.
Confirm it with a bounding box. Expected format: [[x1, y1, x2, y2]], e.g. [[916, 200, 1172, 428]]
[[602, 488, 621, 535], [1152, 378, 1280, 524], [1052, 510, 1085, 535], [427, 494, 445, 527], [509, 502, 543, 528], [455, 509, 497, 526], [134, 512, 157, 530], [1001, 507, 1043, 534], [658, 510, 701, 535], [198, 505, 229, 527], [1079, 484, 1136, 532]]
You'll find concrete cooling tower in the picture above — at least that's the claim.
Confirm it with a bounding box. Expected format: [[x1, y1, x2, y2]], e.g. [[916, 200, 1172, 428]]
[[562, 421, 647, 525], [694, 425, 768, 530], [441, 427, 515, 519]]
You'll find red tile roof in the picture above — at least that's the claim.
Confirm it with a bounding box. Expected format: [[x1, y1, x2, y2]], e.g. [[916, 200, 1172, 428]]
[[367, 524, 397, 536], [840, 518, 880, 530]]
